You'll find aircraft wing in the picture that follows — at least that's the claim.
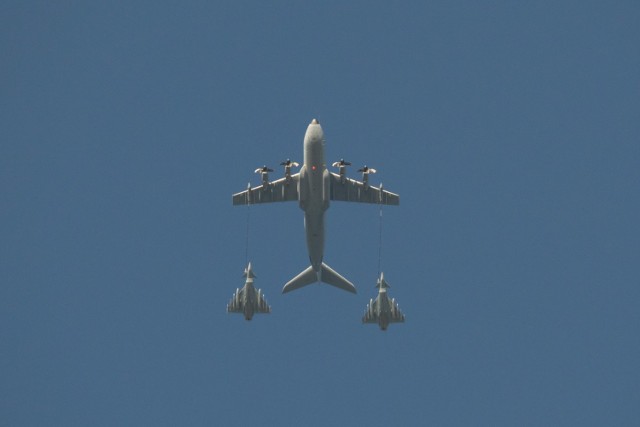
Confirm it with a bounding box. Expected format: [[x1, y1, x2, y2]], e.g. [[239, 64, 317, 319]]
[[388, 297, 405, 323], [251, 288, 271, 314], [329, 173, 399, 205], [232, 174, 299, 205], [362, 298, 380, 323], [227, 288, 245, 313], [362, 297, 405, 323], [389, 304, 405, 323]]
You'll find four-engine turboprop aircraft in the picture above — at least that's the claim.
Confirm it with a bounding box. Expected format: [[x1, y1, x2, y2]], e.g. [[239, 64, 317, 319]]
[[227, 262, 271, 320], [232, 119, 399, 294], [362, 272, 405, 330]]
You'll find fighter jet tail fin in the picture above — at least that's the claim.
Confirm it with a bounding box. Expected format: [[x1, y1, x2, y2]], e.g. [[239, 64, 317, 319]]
[[320, 263, 357, 294], [282, 266, 318, 294]]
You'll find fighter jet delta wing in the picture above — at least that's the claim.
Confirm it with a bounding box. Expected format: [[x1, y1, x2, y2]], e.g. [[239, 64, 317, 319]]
[[362, 298, 380, 324]]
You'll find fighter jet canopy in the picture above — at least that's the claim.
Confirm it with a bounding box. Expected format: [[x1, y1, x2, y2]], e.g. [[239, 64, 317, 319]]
[[376, 272, 390, 289], [243, 262, 256, 279]]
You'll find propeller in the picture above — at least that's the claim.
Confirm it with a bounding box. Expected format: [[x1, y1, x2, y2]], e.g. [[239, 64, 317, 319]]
[[280, 159, 299, 167], [254, 165, 274, 174], [357, 165, 377, 174], [332, 159, 352, 168]]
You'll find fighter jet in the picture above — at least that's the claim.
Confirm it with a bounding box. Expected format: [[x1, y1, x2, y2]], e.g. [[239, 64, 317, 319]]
[[362, 272, 405, 330], [232, 119, 399, 294], [227, 263, 271, 320]]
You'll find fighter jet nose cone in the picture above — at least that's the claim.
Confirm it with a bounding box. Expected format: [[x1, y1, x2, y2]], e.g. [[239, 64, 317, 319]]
[[311, 118, 319, 125]]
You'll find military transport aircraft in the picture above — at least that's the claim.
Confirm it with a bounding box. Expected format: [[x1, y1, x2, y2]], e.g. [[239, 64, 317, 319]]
[[227, 262, 271, 320], [362, 272, 405, 330], [232, 119, 399, 294]]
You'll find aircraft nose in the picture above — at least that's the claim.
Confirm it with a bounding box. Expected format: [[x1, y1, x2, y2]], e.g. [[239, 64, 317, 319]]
[[310, 118, 319, 124]]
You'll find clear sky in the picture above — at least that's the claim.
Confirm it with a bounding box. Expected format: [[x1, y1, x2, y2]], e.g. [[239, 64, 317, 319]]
[[2, 1, 639, 426]]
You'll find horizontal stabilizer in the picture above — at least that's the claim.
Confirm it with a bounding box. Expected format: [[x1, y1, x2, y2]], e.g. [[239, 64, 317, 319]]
[[282, 263, 356, 294], [320, 263, 356, 294], [282, 266, 318, 294]]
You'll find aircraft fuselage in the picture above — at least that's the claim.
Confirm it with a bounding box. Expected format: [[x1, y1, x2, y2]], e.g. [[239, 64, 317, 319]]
[[376, 291, 391, 331], [242, 282, 256, 320], [298, 120, 329, 272]]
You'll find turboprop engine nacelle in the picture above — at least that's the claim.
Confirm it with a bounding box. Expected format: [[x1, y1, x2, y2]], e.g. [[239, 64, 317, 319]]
[[280, 159, 299, 183], [255, 166, 273, 189]]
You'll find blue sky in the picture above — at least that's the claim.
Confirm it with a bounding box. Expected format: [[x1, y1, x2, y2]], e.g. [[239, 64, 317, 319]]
[[2, 1, 639, 425]]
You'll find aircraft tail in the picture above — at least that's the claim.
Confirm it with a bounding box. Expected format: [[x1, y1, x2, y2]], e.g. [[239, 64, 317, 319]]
[[282, 265, 317, 294], [282, 263, 356, 294], [320, 263, 357, 293]]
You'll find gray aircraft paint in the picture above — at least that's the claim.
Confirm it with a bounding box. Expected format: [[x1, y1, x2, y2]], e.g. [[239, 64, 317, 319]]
[[227, 262, 271, 320], [300, 119, 328, 271], [232, 119, 399, 294], [362, 272, 405, 330]]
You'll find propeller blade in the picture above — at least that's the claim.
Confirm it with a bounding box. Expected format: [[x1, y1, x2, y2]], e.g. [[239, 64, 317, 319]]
[[357, 166, 377, 174], [280, 159, 299, 167], [332, 159, 351, 168]]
